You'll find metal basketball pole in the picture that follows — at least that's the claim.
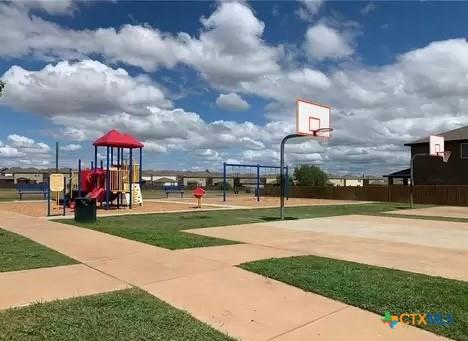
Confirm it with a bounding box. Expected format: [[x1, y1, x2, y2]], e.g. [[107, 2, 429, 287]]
[[55, 142, 59, 172], [256, 164, 260, 202], [223, 162, 227, 202], [280, 134, 302, 220]]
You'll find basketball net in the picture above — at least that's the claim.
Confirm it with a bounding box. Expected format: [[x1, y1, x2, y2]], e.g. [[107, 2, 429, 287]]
[[438, 151, 451, 163], [311, 128, 333, 144]]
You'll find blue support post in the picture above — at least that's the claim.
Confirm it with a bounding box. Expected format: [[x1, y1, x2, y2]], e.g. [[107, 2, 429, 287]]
[[129, 148, 133, 209], [63, 176, 66, 216], [117, 147, 122, 208], [111, 147, 113, 166], [91, 161, 94, 170], [106, 146, 110, 209], [69, 168, 72, 200], [223, 162, 227, 202], [139, 147, 142, 188], [256, 164, 260, 202], [47, 176, 51, 217], [100, 159, 103, 169], [94, 145, 98, 187], [78, 159, 82, 197], [55, 142, 59, 172]]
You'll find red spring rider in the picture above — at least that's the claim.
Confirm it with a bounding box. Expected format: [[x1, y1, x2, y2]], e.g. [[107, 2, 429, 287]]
[[193, 186, 206, 208]]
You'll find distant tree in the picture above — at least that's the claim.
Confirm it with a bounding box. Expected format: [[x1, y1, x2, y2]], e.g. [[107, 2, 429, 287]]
[[0, 80, 4, 96], [216, 181, 233, 191], [293, 165, 328, 187], [276, 174, 294, 186]]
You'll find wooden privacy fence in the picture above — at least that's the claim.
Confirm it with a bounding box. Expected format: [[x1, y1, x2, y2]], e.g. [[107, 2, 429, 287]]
[[261, 185, 468, 206]]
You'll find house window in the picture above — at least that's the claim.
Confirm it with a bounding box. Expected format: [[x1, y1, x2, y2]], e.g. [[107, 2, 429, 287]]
[[461, 143, 468, 159]]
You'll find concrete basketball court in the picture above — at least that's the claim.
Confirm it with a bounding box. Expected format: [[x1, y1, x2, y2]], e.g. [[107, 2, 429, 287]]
[[389, 205, 468, 219], [187, 214, 468, 281]]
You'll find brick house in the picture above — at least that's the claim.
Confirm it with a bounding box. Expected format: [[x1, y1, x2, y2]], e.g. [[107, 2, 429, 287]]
[[385, 126, 468, 185]]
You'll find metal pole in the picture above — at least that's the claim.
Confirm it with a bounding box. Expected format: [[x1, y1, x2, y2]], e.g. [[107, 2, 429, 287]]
[[223, 162, 227, 202], [256, 164, 260, 202], [78, 159, 81, 196], [139, 147, 142, 188], [129, 148, 133, 209], [63, 176, 66, 216], [55, 142, 59, 172], [47, 176, 51, 217], [280, 134, 302, 220], [111, 147, 114, 166], [106, 146, 110, 209], [285, 166, 289, 200], [94, 145, 98, 187], [117, 147, 120, 208], [69, 168, 72, 200]]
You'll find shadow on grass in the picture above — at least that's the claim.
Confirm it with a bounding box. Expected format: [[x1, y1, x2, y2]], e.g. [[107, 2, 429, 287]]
[[260, 216, 299, 222]]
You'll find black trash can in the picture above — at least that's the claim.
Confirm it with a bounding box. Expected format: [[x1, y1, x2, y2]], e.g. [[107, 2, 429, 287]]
[[74, 197, 96, 223]]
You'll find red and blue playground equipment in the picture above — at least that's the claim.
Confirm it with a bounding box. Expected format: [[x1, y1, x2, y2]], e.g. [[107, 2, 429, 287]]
[[48, 129, 144, 216], [77, 129, 144, 209]]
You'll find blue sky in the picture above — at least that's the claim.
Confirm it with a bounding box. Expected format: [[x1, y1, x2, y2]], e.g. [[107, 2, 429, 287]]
[[1, 1, 468, 174]]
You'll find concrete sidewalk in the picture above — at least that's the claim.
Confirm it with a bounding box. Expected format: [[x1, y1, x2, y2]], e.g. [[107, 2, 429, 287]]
[[0, 264, 129, 310], [0, 210, 447, 340]]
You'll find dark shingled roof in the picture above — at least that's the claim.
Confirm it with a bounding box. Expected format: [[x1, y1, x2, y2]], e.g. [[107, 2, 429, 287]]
[[383, 168, 410, 178], [405, 125, 468, 146]]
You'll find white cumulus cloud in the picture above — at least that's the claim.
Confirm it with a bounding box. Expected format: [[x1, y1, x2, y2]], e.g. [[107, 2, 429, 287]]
[[304, 23, 354, 60], [216, 93, 250, 111], [60, 144, 82, 152], [1, 60, 171, 116]]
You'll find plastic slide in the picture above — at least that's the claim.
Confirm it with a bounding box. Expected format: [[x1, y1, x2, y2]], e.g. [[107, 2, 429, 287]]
[[86, 187, 105, 201]]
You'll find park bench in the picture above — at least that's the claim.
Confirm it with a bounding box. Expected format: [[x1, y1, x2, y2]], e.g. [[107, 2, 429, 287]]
[[16, 183, 48, 200], [164, 185, 185, 198]]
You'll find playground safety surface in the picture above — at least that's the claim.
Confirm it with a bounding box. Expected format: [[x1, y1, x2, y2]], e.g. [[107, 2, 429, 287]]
[[158, 195, 370, 208], [0, 208, 460, 340], [0, 197, 369, 218]]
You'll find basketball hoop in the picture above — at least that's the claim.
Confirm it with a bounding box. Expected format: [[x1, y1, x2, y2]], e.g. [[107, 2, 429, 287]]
[[438, 151, 451, 163], [296, 99, 332, 139], [312, 127, 334, 137]]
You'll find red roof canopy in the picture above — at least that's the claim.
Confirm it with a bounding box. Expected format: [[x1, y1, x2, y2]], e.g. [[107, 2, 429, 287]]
[[93, 129, 144, 148]]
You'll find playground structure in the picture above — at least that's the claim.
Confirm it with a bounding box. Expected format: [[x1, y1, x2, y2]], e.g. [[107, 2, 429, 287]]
[[47, 129, 144, 216], [193, 186, 206, 208], [222, 162, 289, 202]]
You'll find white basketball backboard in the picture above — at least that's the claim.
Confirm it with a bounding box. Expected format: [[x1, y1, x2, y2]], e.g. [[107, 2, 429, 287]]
[[429, 135, 444, 156], [296, 99, 331, 138]]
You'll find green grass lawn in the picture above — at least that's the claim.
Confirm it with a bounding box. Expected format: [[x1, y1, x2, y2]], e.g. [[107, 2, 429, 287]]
[[0, 288, 235, 341], [240, 255, 468, 341], [60, 202, 412, 250], [0, 228, 76, 272]]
